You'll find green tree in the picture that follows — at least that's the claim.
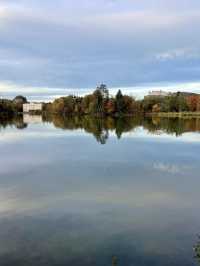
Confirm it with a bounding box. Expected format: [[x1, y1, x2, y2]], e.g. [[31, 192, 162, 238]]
[[92, 88, 104, 113], [13, 95, 27, 113], [116, 90, 125, 114]]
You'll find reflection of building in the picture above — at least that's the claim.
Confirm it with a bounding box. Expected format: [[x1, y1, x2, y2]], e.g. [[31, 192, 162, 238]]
[[23, 103, 43, 113], [23, 114, 42, 124], [112, 256, 118, 266]]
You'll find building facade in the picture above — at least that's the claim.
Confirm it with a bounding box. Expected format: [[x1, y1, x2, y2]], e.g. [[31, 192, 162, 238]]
[[148, 90, 170, 97], [23, 103, 43, 113]]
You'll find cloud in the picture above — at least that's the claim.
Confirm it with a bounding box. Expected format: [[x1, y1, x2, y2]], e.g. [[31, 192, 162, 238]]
[[0, 1, 200, 91], [155, 48, 200, 61], [2, 80, 200, 101], [153, 162, 183, 174]]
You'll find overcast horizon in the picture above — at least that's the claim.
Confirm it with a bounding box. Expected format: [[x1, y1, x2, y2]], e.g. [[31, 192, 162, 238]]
[[2, 81, 200, 102], [0, 0, 200, 99]]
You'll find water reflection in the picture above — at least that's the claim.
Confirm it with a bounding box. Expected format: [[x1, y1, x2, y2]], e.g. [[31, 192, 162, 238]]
[[45, 115, 200, 142], [112, 256, 118, 266], [0, 115, 27, 130], [194, 236, 200, 265], [1, 114, 200, 144], [23, 114, 43, 124], [0, 114, 200, 265]]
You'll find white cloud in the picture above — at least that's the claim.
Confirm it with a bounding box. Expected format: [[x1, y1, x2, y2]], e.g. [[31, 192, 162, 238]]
[[0, 1, 200, 89], [155, 48, 200, 61], [1, 80, 200, 101], [153, 162, 183, 174]]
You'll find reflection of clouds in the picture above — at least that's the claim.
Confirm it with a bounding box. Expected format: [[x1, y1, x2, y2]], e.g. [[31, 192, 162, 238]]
[[153, 162, 183, 174], [0, 126, 86, 144], [0, 153, 49, 175], [1, 124, 200, 144], [0, 121, 199, 218], [122, 128, 200, 143], [0, 187, 19, 214], [0, 178, 194, 218]]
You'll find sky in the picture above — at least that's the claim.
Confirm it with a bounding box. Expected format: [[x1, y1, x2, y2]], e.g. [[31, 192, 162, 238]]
[[0, 0, 200, 100]]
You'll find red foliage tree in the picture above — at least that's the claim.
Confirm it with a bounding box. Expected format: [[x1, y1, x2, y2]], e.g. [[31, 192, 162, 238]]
[[186, 96, 199, 112]]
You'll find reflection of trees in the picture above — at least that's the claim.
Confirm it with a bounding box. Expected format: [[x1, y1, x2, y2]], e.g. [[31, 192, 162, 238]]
[[194, 236, 200, 264], [15, 121, 28, 129], [0, 115, 28, 130], [46, 115, 200, 143], [112, 256, 118, 266], [1, 114, 200, 144], [143, 117, 200, 136], [143, 118, 185, 136], [43, 115, 142, 144], [115, 117, 142, 139]]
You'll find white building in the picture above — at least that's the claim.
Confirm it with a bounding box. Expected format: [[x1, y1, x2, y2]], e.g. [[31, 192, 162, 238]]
[[148, 90, 170, 97], [23, 103, 43, 113]]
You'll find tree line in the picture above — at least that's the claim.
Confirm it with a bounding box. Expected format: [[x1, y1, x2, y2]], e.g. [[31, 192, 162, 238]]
[[44, 84, 141, 116], [0, 95, 27, 118], [1, 85, 200, 117], [143, 92, 200, 113], [42, 85, 200, 115]]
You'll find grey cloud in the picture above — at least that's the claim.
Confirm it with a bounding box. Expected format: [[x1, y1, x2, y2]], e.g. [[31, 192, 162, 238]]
[[0, 1, 200, 91]]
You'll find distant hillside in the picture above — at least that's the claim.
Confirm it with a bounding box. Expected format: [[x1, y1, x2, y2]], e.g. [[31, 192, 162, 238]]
[[145, 91, 200, 99], [172, 91, 200, 97]]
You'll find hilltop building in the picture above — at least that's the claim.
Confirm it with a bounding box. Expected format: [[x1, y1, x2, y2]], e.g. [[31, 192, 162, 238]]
[[148, 90, 170, 97]]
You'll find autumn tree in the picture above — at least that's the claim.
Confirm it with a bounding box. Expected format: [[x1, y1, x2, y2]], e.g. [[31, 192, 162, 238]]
[[186, 95, 199, 111]]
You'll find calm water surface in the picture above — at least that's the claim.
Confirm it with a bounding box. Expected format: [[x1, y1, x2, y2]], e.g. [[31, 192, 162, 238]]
[[0, 115, 200, 266]]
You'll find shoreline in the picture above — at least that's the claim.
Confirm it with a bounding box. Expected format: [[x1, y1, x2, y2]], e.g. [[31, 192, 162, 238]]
[[2, 111, 200, 119], [146, 112, 200, 118]]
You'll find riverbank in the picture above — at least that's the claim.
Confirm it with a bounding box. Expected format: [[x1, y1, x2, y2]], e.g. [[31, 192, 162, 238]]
[[147, 112, 200, 118]]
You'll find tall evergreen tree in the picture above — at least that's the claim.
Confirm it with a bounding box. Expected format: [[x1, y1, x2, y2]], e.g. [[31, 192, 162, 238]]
[[116, 90, 124, 113]]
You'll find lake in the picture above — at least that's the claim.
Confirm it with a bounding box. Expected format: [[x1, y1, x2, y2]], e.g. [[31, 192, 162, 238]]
[[0, 115, 200, 266]]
